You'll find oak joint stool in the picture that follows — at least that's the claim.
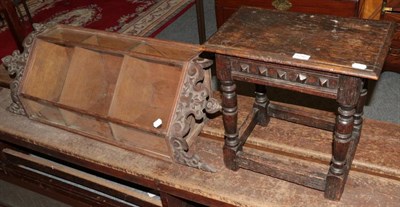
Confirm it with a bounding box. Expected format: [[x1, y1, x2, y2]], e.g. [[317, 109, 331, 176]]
[[204, 7, 395, 200]]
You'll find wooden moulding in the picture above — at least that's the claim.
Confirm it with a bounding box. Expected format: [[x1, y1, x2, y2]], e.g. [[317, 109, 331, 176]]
[[4, 24, 219, 172]]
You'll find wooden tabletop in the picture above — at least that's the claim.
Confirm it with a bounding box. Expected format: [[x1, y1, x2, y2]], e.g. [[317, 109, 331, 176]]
[[204, 7, 396, 80], [0, 89, 399, 206]]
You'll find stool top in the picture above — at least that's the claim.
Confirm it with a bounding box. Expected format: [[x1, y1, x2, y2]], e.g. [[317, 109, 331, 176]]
[[204, 7, 395, 80]]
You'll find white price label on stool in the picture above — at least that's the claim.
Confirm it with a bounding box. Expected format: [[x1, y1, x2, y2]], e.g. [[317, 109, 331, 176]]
[[292, 53, 310, 60], [351, 63, 367, 70]]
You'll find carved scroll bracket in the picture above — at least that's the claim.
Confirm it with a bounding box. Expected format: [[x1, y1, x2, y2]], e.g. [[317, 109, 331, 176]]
[[1, 22, 57, 115], [168, 57, 220, 172]]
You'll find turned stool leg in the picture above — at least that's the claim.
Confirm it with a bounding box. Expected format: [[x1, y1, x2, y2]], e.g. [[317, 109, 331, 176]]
[[351, 80, 367, 148], [325, 76, 362, 200], [344, 79, 367, 173], [216, 55, 239, 171], [254, 84, 269, 126]]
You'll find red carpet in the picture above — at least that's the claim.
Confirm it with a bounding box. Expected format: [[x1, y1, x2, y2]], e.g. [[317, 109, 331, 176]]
[[0, 0, 194, 61]]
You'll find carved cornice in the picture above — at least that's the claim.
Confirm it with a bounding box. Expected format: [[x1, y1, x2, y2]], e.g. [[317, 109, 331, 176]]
[[1, 22, 57, 115]]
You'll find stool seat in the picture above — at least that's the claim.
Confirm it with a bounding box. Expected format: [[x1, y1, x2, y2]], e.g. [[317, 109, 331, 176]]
[[206, 7, 394, 80]]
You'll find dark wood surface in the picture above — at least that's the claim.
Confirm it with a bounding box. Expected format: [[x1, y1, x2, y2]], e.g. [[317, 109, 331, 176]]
[[381, 0, 400, 72], [0, 0, 29, 51], [214, 0, 400, 74], [215, 0, 361, 28], [0, 89, 399, 206], [205, 7, 396, 80]]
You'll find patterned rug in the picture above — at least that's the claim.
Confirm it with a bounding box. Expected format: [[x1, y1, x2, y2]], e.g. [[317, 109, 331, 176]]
[[0, 0, 194, 60]]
